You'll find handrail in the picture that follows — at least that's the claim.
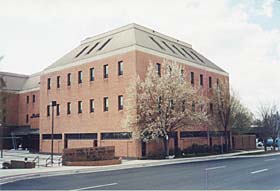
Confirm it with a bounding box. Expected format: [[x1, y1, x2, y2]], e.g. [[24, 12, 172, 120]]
[[57, 157, 62, 166], [32, 156, 39, 168], [45, 156, 51, 167]]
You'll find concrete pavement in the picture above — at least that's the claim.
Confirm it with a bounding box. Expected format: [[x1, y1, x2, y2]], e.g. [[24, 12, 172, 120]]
[[1, 149, 280, 187], [1, 154, 280, 190]]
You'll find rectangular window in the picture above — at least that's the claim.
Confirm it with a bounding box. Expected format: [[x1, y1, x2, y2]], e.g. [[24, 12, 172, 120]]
[[86, 42, 100, 54], [118, 95, 123, 110], [209, 76, 212, 88], [149, 36, 165, 50], [90, 99, 95, 113], [26, 96, 29, 104], [118, 61, 123, 76], [104, 97, 108, 112], [162, 41, 175, 53], [217, 78, 220, 86], [78, 71, 82, 84], [172, 45, 185, 56], [190, 72, 194, 85], [42, 134, 62, 140], [181, 69, 184, 78], [32, 95, 35, 103], [78, 101, 82, 113], [67, 73, 71, 86], [156, 63, 161, 76], [101, 132, 132, 140], [56, 104, 60, 116], [26, 114, 29, 124], [67, 102, 71, 115], [181, 48, 195, 60], [190, 51, 205, 63], [57, 76, 60, 88], [210, 103, 213, 115], [98, 38, 112, 51], [75, 46, 89, 58], [104, 64, 108, 79], [47, 78, 51, 90], [192, 101, 195, 112], [90, 67, 95, 81], [47, 105, 50, 117], [200, 74, 203, 86]]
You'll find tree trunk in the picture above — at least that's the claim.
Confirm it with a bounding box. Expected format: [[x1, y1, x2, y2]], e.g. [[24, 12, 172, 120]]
[[273, 138, 276, 151], [224, 128, 228, 153], [264, 139, 267, 151], [163, 137, 169, 157]]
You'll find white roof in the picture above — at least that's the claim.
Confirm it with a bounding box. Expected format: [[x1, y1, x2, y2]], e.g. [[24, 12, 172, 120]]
[[44, 23, 226, 73]]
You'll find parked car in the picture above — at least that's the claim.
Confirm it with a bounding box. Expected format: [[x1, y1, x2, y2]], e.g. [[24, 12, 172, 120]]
[[265, 138, 279, 147]]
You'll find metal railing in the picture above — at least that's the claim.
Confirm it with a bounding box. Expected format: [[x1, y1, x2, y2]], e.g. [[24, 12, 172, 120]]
[[32, 156, 40, 168], [45, 156, 51, 167], [57, 157, 62, 166]]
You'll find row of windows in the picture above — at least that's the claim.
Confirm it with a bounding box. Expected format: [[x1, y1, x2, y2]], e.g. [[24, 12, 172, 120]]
[[149, 36, 205, 64], [46, 95, 123, 116], [155, 63, 219, 88], [47, 61, 123, 90], [42, 132, 132, 140], [180, 131, 225, 138], [26, 95, 36, 104]]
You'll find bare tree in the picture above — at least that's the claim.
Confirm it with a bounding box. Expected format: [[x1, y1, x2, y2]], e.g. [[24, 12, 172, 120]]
[[210, 82, 240, 152], [258, 103, 280, 151], [124, 60, 208, 157]]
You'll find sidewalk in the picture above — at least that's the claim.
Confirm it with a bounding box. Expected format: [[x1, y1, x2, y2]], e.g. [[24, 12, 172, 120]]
[[1, 149, 280, 185]]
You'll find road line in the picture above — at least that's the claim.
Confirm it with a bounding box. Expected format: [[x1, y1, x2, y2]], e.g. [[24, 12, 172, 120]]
[[71, 182, 118, 190], [205, 166, 226, 171], [250, 169, 268, 174], [264, 158, 276, 162]]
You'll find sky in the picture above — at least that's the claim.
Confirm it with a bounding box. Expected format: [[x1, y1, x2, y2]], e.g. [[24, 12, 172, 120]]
[[0, 0, 279, 115]]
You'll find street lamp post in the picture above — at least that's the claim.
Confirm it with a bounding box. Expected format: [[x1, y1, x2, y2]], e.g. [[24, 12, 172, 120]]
[[50, 101, 57, 166]]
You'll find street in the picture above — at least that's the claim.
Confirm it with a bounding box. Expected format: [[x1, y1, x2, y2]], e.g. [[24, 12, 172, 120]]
[[1, 155, 280, 190]]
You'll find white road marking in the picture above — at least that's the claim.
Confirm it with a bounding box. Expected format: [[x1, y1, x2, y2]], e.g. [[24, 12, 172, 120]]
[[205, 166, 226, 171], [251, 169, 268, 174], [71, 182, 118, 191], [265, 158, 276, 162]]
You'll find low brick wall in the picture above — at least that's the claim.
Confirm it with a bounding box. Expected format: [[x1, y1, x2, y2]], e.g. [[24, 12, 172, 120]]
[[63, 159, 121, 166], [62, 146, 120, 166], [10, 160, 35, 169], [233, 135, 256, 150]]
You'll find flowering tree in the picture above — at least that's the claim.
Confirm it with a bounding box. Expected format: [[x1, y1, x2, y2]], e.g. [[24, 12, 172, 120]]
[[124, 60, 208, 157]]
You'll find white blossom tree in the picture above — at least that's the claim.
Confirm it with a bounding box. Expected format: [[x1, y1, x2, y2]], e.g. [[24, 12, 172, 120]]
[[124, 60, 208, 157]]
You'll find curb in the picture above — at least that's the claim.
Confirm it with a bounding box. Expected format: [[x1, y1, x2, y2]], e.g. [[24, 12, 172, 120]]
[[1, 151, 280, 185]]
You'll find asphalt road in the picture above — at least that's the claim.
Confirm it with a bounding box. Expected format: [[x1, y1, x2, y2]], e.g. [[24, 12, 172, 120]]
[[1, 155, 280, 190]]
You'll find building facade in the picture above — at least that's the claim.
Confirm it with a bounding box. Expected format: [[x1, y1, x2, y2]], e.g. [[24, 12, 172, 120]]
[[1, 24, 229, 158]]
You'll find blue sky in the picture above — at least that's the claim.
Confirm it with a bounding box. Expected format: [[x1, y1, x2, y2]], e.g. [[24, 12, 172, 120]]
[[0, 0, 279, 114]]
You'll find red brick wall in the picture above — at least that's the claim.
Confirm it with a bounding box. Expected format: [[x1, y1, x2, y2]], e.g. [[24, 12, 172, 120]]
[[18, 90, 40, 128], [4, 92, 19, 125]]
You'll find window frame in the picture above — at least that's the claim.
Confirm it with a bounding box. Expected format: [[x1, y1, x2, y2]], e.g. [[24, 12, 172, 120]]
[[118, 95, 123, 110], [118, 61, 123, 76], [104, 97, 109, 112], [78, 71, 83, 84], [90, 67, 95, 81], [104, 64, 109, 79]]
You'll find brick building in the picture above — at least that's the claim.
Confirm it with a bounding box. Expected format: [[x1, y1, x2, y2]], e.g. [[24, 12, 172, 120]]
[[1, 24, 229, 158]]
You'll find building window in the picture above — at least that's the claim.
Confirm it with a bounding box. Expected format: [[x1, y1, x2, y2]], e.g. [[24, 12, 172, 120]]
[[47, 105, 50, 117], [190, 72, 194, 85], [217, 78, 220, 86], [67, 73, 71, 86], [149, 36, 165, 50], [75, 46, 89, 58], [192, 101, 195, 112], [118, 95, 123, 110], [56, 104, 60, 116], [90, 67, 95, 81], [118, 61, 123, 76], [210, 103, 213, 115], [200, 74, 203, 86], [156, 63, 161, 76], [78, 101, 82, 113], [57, 76, 60, 88], [32, 95, 35, 103], [42, 134, 62, 140], [90, 99, 94, 113], [104, 97, 108, 112], [26, 96, 29, 104], [78, 71, 83, 84], [209, 77, 212, 88], [181, 69, 184, 78], [65, 133, 97, 140], [101, 132, 132, 140], [67, 102, 71, 115], [26, 114, 29, 124], [104, 64, 108, 79], [86, 42, 100, 54], [47, 78, 51, 90], [98, 38, 112, 51]]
